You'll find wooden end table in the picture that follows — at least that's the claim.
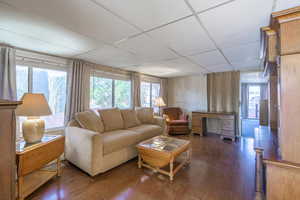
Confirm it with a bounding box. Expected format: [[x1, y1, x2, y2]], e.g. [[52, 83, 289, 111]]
[[16, 135, 64, 200], [137, 136, 191, 181]]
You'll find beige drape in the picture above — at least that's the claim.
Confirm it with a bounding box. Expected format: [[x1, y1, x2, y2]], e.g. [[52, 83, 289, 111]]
[[160, 78, 168, 106], [132, 72, 141, 107], [207, 71, 240, 132], [0, 47, 16, 100], [65, 60, 89, 123]]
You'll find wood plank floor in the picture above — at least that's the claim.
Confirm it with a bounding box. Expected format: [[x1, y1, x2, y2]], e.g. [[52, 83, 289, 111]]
[[28, 134, 255, 200]]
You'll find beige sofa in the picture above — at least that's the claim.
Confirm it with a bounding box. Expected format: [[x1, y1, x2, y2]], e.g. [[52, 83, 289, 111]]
[[65, 107, 166, 176]]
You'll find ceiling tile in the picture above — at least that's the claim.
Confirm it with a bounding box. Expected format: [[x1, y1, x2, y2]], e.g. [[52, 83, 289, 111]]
[[0, 29, 80, 56], [0, 3, 102, 54], [199, 0, 274, 48], [76, 45, 141, 68], [147, 17, 216, 56], [207, 64, 234, 72], [117, 34, 179, 62], [232, 59, 261, 71], [1, 0, 139, 43], [188, 0, 232, 12], [124, 58, 207, 77], [93, 0, 192, 30], [274, 0, 300, 12], [222, 42, 260, 63], [188, 50, 227, 67]]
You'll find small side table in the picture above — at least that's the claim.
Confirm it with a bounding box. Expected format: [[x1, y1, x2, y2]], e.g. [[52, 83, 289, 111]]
[[16, 135, 64, 200]]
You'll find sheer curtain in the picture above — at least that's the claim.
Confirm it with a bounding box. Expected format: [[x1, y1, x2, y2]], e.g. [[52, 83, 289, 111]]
[[65, 60, 89, 123], [0, 47, 16, 100]]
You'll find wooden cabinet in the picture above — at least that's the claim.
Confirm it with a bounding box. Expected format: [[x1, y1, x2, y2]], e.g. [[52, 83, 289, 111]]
[[0, 100, 22, 200], [257, 6, 300, 200]]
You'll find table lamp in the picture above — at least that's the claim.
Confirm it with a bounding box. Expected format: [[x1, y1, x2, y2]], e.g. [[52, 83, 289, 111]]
[[16, 93, 52, 143], [154, 97, 166, 116]]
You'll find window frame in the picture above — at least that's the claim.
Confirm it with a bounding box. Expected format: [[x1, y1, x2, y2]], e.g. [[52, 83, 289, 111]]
[[16, 63, 68, 131], [141, 81, 161, 108], [89, 73, 132, 109]]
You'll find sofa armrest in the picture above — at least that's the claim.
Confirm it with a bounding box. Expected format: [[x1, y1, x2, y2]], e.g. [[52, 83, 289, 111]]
[[65, 127, 103, 176], [153, 116, 167, 135]]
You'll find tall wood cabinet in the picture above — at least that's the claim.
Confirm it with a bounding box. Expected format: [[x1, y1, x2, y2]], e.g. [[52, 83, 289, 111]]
[[257, 6, 300, 200], [0, 100, 22, 200]]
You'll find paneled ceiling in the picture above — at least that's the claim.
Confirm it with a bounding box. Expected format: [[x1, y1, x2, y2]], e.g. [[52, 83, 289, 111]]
[[0, 0, 298, 77]]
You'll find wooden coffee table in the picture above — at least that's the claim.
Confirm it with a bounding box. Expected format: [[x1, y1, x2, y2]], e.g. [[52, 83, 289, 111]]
[[136, 136, 191, 181]]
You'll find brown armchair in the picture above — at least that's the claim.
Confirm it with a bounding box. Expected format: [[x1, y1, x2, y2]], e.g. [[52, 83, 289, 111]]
[[162, 107, 190, 135]]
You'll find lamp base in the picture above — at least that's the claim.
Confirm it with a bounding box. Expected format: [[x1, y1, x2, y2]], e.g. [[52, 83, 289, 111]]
[[22, 117, 45, 143]]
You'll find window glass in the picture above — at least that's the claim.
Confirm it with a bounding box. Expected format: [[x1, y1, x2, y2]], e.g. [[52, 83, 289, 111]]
[[32, 68, 67, 129], [115, 80, 131, 109], [151, 83, 160, 113], [16, 65, 28, 100], [90, 76, 113, 109], [141, 82, 151, 107]]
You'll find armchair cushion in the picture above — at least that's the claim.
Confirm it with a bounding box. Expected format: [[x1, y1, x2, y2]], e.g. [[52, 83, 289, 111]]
[[74, 111, 104, 133], [162, 107, 182, 121], [169, 120, 189, 125], [98, 108, 124, 132]]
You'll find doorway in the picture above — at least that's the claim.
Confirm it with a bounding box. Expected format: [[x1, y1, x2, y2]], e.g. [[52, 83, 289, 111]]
[[241, 83, 268, 137]]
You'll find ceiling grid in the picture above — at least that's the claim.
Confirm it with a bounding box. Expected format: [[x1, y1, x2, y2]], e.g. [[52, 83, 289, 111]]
[[0, 0, 297, 77]]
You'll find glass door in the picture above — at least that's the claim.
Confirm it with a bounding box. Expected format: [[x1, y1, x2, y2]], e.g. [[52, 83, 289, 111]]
[[247, 85, 261, 119]]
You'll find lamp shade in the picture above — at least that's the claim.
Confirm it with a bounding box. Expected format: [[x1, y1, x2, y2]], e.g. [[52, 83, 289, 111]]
[[154, 97, 166, 107], [16, 93, 52, 116]]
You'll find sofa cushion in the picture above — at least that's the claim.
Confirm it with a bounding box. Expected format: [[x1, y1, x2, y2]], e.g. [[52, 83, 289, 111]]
[[121, 109, 141, 128], [128, 124, 162, 141], [98, 108, 124, 132], [74, 111, 104, 133], [135, 107, 154, 124], [102, 130, 140, 155]]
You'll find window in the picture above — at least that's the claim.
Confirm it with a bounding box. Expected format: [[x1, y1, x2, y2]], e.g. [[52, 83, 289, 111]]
[[90, 76, 131, 109], [16, 65, 67, 129], [140, 81, 161, 113], [141, 82, 151, 107]]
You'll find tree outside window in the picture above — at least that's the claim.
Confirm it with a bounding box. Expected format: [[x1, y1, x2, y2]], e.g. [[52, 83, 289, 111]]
[[16, 65, 67, 129], [90, 76, 131, 109]]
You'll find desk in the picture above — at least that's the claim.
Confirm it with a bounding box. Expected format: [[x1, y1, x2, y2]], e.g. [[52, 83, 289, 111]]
[[192, 111, 236, 141]]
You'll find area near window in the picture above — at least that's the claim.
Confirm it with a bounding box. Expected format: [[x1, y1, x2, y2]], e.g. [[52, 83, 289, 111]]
[[16, 65, 67, 130], [90, 74, 132, 109], [140, 81, 160, 113]]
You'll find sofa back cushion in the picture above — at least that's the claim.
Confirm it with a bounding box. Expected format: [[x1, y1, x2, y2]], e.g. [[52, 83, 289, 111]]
[[74, 111, 104, 133], [98, 108, 124, 131], [135, 107, 154, 124], [121, 109, 141, 128]]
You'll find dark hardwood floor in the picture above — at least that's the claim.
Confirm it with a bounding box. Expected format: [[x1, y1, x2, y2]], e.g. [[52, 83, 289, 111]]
[[28, 134, 255, 200]]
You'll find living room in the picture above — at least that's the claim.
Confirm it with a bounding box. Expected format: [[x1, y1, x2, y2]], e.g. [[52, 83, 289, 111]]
[[1, 1, 300, 200]]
